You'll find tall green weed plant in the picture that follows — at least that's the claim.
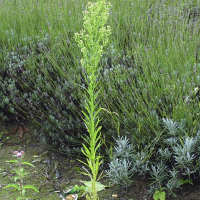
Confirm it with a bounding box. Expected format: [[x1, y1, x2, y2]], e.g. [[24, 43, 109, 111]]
[[75, 1, 111, 199]]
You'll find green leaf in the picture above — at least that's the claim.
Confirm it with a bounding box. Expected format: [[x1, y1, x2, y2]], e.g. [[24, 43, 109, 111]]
[[180, 178, 193, 185], [63, 185, 82, 196], [82, 144, 90, 157], [153, 189, 166, 200], [73, 167, 82, 173], [14, 176, 20, 182], [78, 159, 88, 168], [22, 189, 26, 196], [22, 162, 35, 167], [22, 185, 39, 193], [3, 184, 20, 190], [16, 196, 32, 200], [21, 172, 29, 177], [82, 111, 90, 122], [188, 178, 193, 185], [5, 160, 18, 164], [82, 181, 106, 192]]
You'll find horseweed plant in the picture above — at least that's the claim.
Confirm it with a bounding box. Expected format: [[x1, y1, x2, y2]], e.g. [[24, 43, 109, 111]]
[[75, 1, 111, 199], [3, 151, 39, 200]]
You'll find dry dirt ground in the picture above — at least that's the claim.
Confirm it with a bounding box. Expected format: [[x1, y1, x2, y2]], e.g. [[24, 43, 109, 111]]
[[0, 123, 200, 200]]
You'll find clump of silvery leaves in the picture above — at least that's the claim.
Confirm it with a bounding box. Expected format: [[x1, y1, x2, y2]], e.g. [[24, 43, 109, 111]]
[[106, 136, 150, 189], [107, 118, 200, 198]]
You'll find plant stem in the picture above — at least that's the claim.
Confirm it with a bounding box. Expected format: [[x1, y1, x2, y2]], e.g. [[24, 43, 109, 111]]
[[18, 160, 23, 197]]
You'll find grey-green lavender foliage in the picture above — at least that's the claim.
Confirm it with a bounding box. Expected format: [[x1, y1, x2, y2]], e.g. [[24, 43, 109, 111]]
[[0, 30, 86, 154], [107, 118, 200, 197], [107, 136, 150, 187], [108, 158, 133, 188]]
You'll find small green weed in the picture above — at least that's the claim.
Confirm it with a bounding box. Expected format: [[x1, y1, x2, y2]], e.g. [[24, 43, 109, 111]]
[[0, 132, 10, 147]]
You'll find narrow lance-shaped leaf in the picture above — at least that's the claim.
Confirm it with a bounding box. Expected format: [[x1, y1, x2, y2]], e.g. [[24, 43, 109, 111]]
[[22, 185, 39, 192], [22, 162, 35, 167], [4, 184, 20, 190], [5, 160, 18, 164]]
